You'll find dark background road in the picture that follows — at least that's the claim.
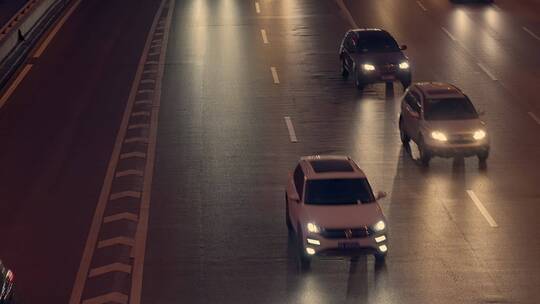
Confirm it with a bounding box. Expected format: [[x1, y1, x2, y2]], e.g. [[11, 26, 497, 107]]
[[0, 0, 539, 303], [0, 0, 29, 28]]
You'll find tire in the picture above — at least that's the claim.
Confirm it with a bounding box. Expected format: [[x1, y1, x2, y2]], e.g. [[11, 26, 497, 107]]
[[401, 79, 411, 90], [478, 152, 489, 164], [285, 194, 293, 231], [399, 117, 410, 145], [355, 69, 365, 90], [418, 137, 431, 167], [297, 230, 311, 269], [341, 59, 349, 79], [374, 252, 386, 265]]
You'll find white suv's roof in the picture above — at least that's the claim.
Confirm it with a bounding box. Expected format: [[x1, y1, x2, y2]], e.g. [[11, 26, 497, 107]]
[[299, 155, 367, 180], [414, 82, 465, 99]]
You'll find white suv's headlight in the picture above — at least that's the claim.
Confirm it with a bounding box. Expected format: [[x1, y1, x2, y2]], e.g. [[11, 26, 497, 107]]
[[362, 64, 376, 71], [372, 220, 386, 232], [473, 129, 486, 140], [306, 222, 320, 233], [431, 131, 448, 142], [399, 61, 410, 69]]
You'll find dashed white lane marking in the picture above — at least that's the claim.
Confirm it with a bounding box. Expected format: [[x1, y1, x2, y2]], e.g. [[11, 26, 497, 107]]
[[255, 2, 261, 14], [115, 170, 144, 178], [284, 116, 298, 143], [528, 112, 540, 125], [0, 64, 32, 109], [128, 123, 150, 130], [270, 67, 280, 84], [522, 27, 540, 41], [81, 292, 128, 304], [477, 62, 498, 81], [109, 191, 141, 200], [103, 212, 138, 223], [119, 152, 147, 160], [261, 29, 269, 44], [416, 1, 427, 11], [466, 190, 498, 228], [98, 237, 135, 249], [334, 0, 359, 28], [442, 27, 457, 41], [89, 263, 132, 278], [33, 0, 82, 58]]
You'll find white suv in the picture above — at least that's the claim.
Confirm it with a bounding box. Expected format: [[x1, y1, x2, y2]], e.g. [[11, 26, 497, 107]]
[[285, 155, 388, 269], [398, 82, 490, 166]]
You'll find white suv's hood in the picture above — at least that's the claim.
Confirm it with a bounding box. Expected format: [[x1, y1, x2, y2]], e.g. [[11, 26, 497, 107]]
[[302, 203, 384, 229]]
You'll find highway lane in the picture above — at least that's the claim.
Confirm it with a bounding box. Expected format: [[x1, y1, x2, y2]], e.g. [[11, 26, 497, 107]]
[[142, 0, 540, 303], [0, 0, 161, 302], [0, 0, 29, 29]]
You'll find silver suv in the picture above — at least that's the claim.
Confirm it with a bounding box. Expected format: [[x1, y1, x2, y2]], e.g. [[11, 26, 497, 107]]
[[398, 82, 490, 166]]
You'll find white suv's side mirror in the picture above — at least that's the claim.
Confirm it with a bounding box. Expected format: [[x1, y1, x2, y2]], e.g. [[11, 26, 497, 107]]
[[376, 191, 387, 200]]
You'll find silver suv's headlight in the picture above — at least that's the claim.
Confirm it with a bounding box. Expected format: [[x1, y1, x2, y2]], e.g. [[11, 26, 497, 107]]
[[306, 222, 320, 233], [399, 61, 410, 69], [473, 129, 486, 140], [362, 64, 376, 71], [372, 220, 386, 232]]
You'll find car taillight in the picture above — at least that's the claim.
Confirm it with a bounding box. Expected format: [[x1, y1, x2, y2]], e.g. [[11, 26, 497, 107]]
[[6, 270, 14, 282]]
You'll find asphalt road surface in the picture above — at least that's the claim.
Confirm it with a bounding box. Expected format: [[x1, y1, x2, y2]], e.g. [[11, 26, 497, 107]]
[[1, 0, 540, 303]]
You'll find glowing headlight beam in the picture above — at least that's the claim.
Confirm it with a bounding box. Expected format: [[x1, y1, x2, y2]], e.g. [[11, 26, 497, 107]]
[[399, 61, 410, 69], [431, 131, 448, 142], [362, 64, 375, 71], [307, 222, 320, 233], [473, 130, 486, 140]]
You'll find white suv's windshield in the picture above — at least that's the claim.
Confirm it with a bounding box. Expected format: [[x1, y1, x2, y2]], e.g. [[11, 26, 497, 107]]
[[305, 178, 375, 205]]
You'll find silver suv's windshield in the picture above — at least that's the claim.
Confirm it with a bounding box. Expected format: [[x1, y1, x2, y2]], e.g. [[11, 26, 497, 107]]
[[305, 178, 375, 205], [424, 97, 478, 120]]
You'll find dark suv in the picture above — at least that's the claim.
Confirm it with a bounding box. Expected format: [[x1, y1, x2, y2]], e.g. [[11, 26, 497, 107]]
[[0, 260, 14, 303], [339, 29, 411, 90]]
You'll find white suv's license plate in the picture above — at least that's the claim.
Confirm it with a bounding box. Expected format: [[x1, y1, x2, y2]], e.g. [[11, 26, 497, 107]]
[[381, 75, 395, 80], [338, 242, 360, 249]]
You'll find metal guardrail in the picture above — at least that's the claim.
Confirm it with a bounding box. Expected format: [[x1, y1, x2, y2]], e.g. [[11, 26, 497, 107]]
[[0, 0, 70, 90]]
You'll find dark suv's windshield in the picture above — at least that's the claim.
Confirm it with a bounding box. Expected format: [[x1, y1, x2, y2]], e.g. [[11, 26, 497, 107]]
[[355, 32, 400, 53], [424, 97, 478, 120], [305, 178, 375, 205]]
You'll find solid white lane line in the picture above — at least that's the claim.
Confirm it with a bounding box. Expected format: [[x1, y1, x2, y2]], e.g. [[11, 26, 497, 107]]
[[441, 27, 457, 41], [522, 27, 540, 41], [529, 112, 540, 125], [284, 116, 298, 143], [34, 0, 82, 58], [466, 190, 498, 228], [0, 64, 32, 109], [130, 1, 174, 303], [416, 1, 427, 11], [255, 2, 261, 14], [81, 292, 128, 304], [270, 67, 280, 84], [477, 63, 497, 81], [261, 29, 269, 44], [334, 0, 359, 28]]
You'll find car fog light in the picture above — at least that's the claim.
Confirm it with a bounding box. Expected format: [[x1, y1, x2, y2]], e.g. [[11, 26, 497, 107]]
[[431, 131, 448, 142], [307, 222, 320, 233], [375, 235, 387, 243], [362, 64, 376, 71], [372, 220, 386, 232], [306, 247, 316, 255], [473, 130, 486, 140], [307, 238, 321, 245], [399, 61, 410, 69], [378, 245, 388, 253]]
